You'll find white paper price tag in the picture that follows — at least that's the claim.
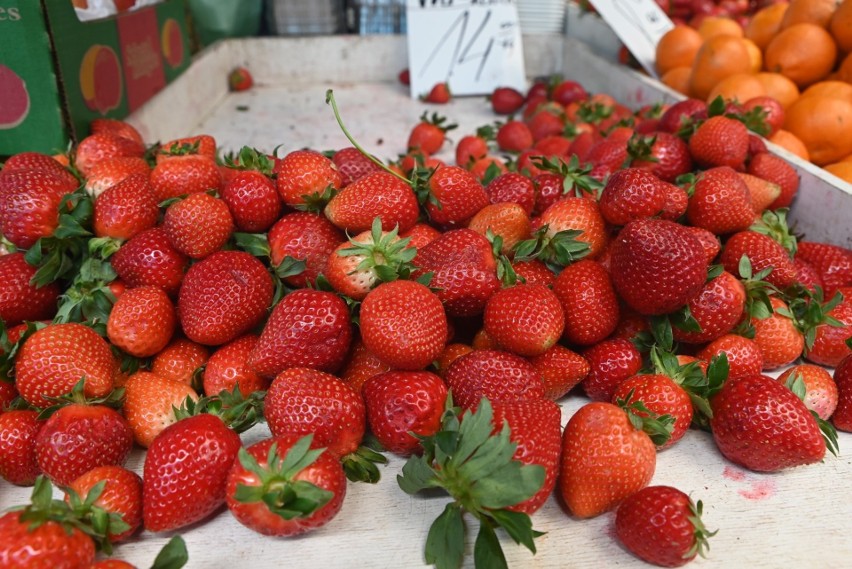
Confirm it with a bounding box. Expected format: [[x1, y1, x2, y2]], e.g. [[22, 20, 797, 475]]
[[588, 0, 675, 78], [405, 0, 526, 98]]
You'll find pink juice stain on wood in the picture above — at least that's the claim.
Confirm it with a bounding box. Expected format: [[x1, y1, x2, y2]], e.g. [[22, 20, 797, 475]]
[[738, 479, 776, 501], [722, 466, 746, 482]]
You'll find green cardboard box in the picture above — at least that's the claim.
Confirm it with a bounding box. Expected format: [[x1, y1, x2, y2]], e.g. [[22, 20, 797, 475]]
[[0, 0, 190, 157]]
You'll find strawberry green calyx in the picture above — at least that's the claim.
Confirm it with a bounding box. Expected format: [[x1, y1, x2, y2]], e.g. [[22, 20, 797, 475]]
[[485, 230, 518, 287], [339, 217, 418, 284], [787, 288, 845, 352], [616, 389, 675, 447], [398, 397, 545, 569], [685, 498, 717, 560], [234, 436, 333, 519], [160, 140, 200, 157], [53, 256, 119, 334], [37, 378, 125, 419], [223, 146, 274, 176], [531, 155, 604, 199], [341, 434, 389, 484], [513, 225, 590, 273], [174, 387, 265, 434], [784, 373, 840, 456], [735, 255, 778, 327], [750, 208, 797, 257], [63, 480, 131, 555], [0, 320, 45, 383]]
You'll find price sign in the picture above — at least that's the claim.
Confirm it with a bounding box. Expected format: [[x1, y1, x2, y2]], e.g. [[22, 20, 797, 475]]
[[405, 0, 526, 98], [588, 0, 674, 78]]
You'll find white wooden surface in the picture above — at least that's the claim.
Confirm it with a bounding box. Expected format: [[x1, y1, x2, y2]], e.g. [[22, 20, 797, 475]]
[[6, 35, 837, 567]]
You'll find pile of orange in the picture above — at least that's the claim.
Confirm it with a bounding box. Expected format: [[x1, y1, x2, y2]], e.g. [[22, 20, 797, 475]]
[[655, 0, 852, 178]]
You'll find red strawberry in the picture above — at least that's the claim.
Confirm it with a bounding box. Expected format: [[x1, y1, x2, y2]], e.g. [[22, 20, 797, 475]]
[[150, 338, 209, 385], [226, 434, 347, 536], [484, 172, 536, 214], [203, 335, 269, 397], [710, 374, 829, 472], [455, 134, 489, 167], [178, 250, 274, 346], [158, 135, 217, 163], [0, 252, 59, 325], [610, 218, 708, 315], [582, 338, 643, 402], [333, 146, 384, 187], [275, 149, 341, 208], [266, 211, 343, 289], [612, 374, 693, 449], [264, 368, 365, 458], [324, 171, 419, 233], [483, 284, 564, 356], [122, 371, 198, 448], [658, 98, 707, 133], [143, 412, 242, 532], [721, 231, 797, 289], [363, 370, 447, 456], [0, 410, 42, 485], [539, 197, 608, 259], [528, 107, 565, 142], [738, 172, 781, 214], [688, 115, 748, 169], [528, 345, 589, 400], [796, 241, 852, 298], [512, 259, 556, 287], [221, 170, 281, 233], [90, 118, 144, 146], [444, 349, 544, 410], [426, 165, 489, 227], [340, 339, 393, 393], [833, 354, 852, 431], [359, 280, 447, 370], [778, 364, 838, 420], [490, 398, 562, 514], [0, 168, 79, 249], [111, 227, 189, 296], [1, 152, 78, 188], [751, 296, 804, 369], [107, 285, 175, 358], [467, 202, 531, 254], [616, 486, 715, 568], [150, 154, 223, 203], [84, 156, 150, 198], [628, 131, 693, 182], [408, 113, 456, 154], [15, 323, 116, 407], [794, 257, 824, 293], [163, 192, 234, 259], [92, 173, 159, 240], [804, 287, 852, 367], [747, 152, 799, 209], [249, 289, 352, 377], [559, 401, 659, 518], [553, 259, 619, 346], [422, 82, 451, 104], [496, 120, 534, 153], [586, 137, 629, 180], [66, 465, 143, 542], [599, 168, 668, 225], [672, 271, 746, 344], [686, 225, 722, 264], [75, 132, 144, 177], [228, 66, 253, 91], [687, 166, 756, 235], [491, 86, 526, 114], [35, 403, 133, 486], [698, 334, 764, 381]]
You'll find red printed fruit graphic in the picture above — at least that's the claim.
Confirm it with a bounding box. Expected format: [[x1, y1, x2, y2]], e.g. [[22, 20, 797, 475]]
[[162, 19, 185, 69], [80, 45, 123, 115], [0, 64, 30, 129]]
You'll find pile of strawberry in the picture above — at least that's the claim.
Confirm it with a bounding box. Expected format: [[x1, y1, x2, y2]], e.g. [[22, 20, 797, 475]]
[[0, 75, 850, 569]]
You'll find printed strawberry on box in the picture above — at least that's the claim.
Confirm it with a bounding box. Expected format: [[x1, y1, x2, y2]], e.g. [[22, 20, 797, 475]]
[[0, 0, 189, 157]]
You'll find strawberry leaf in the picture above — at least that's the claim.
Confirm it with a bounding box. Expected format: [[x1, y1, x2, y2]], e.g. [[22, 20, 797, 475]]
[[425, 503, 465, 569], [474, 521, 508, 569], [151, 536, 189, 569]]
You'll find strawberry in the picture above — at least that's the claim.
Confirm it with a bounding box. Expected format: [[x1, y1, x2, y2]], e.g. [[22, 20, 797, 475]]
[[0, 252, 59, 325], [443, 349, 544, 410], [92, 173, 159, 240], [528, 107, 565, 142], [0, 409, 42, 485], [688, 115, 748, 169], [599, 168, 668, 225], [496, 120, 534, 153], [795, 241, 852, 298], [407, 112, 456, 154], [738, 172, 781, 214], [111, 227, 189, 296], [710, 374, 831, 472], [747, 152, 799, 210], [658, 98, 707, 133], [333, 146, 384, 187], [586, 137, 629, 180], [177, 250, 274, 346], [0, 168, 80, 249], [627, 131, 693, 182], [325, 220, 417, 300], [612, 374, 693, 449], [433, 343, 473, 378], [686, 226, 721, 265], [778, 364, 838, 420], [469, 155, 507, 182], [324, 171, 419, 233], [266, 211, 344, 289], [672, 270, 746, 344], [582, 338, 643, 402], [698, 334, 764, 381], [411, 228, 500, 317], [84, 156, 149, 198], [150, 338, 209, 385], [833, 354, 852, 431], [528, 345, 589, 401], [249, 289, 352, 377], [512, 258, 556, 287], [158, 135, 217, 163], [1, 151, 79, 187], [35, 402, 133, 486], [15, 323, 116, 407], [66, 465, 143, 542], [75, 132, 144, 177], [422, 82, 451, 104], [106, 285, 176, 358], [538, 196, 608, 259], [122, 371, 198, 447], [150, 153, 223, 203], [221, 169, 281, 233], [491, 86, 526, 114], [425, 165, 489, 227], [687, 166, 755, 235], [794, 257, 824, 294], [228, 66, 253, 91], [163, 192, 234, 259], [340, 339, 393, 393], [616, 486, 715, 568], [455, 134, 489, 167], [559, 401, 663, 518], [359, 280, 447, 370], [264, 367, 365, 459], [802, 287, 852, 367], [484, 172, 536, 214], [610, 218, 708, 315], [226, 434, 347, 536], [467, 202, 531, 254], [90, 118, 144, 146], [275, 149, 341, 208], [203, 335, 269, 397], [751, 296, 804, 369], [483, 284, 564, 356], [721, 231, 797, 289], [363, 370, 447, 456], [541, 251, 616, 341]]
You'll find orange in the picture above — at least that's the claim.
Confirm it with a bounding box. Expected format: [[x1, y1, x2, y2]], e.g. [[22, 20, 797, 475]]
[[755, 72, 801, 108], [768, 130, 811, 161], [835, 51, 852, 83], [661, 66, 692, 96], [688, 36, 753, 100], [742, 38, 763, 73], [839, 152, 852, 162], [706, 73, 766, 103], [830, 0, 852, 52], [746, 3, 789, 49], [764, 23, 838, 88], [655, 25, 703, 76], [780, 0, 838, 29], [800, 80, 852, 101], [784, 95, 852, 164], [823, 161, 852, 183], [697, 16, 744, 39]]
